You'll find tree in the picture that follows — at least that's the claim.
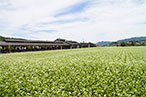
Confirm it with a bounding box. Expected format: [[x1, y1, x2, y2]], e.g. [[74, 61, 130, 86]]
[[27, 46, 32, 51], [120, 42, 128, 46], [141, 43, 145, 46]]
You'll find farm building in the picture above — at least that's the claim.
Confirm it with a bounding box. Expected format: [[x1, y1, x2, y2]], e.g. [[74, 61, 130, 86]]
[[0, 38, 96, 53]]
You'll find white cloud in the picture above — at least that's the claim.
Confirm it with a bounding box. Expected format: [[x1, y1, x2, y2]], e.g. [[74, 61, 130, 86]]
[[0, 0, 146, 42]]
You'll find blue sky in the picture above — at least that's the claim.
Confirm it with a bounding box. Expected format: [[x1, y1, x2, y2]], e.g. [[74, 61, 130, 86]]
[[55, 1, 90, 17], [0, 0, 146, 42]]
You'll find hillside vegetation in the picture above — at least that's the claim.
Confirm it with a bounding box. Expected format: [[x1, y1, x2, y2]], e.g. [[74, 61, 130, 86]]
[[0, 36, 5, 41], [117, 36, 146, 42], [0, 35, 26, 41], [0, 47, 146, 96]]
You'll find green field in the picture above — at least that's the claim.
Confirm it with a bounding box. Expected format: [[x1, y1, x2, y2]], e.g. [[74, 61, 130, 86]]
[[0, 47, 146, 96]]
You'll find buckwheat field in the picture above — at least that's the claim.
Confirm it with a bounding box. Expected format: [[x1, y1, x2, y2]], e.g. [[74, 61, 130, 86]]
[[0, 47, 146, 96]]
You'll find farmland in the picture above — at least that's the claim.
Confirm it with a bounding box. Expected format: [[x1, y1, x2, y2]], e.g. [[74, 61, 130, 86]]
[[0, 47, 146, 96]]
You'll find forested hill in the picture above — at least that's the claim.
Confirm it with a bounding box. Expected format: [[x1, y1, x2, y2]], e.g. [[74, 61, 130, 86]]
[[0, 36, 26, 41], [0, 36, 5, 41], [97, 36, 146, 45], [96, 41, 111, 45], [117, 36, 146, 43]]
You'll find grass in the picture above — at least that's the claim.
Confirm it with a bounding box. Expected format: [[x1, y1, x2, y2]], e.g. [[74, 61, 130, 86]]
[[0, 47, 146, 96]]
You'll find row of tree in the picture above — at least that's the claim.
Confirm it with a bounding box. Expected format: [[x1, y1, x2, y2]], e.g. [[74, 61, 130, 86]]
[[0, 46, 63, 53], [119, 42, 145, 46], [110, 41, 146, 46]]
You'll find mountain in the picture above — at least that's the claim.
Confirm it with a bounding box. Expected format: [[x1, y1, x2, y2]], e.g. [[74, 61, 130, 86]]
[[0, 35, 26, 41], [117, 36, 146, 43], [97, 36, 146, 46], [96, 41, 112, 46]]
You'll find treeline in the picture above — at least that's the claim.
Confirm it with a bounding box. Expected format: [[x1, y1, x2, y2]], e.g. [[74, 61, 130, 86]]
[[120, 42, 145, 46], [111, 41, 146, 46]]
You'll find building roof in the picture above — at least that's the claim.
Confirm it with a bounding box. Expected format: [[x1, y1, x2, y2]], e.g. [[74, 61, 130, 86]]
[[0, 41, 69, 46], [4, 39, 55, 43], [0, 38, 95, 47], [55, 38, 66, 42]]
